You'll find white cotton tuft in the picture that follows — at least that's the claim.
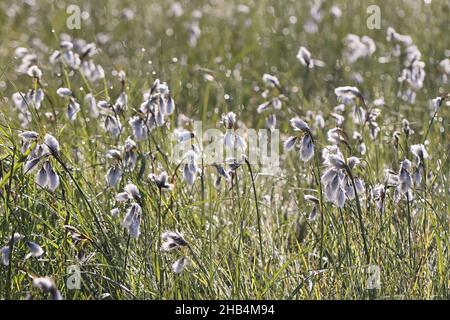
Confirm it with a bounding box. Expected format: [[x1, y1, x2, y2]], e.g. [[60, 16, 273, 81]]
[[44, 134, 60, 154], [172, 257, 188, 274], [56, 87, 72, 97], [26, 241, 44, 257], [299, 135, 314, 162]]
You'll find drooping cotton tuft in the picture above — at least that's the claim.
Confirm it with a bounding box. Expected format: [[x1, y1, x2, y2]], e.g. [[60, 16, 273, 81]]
[[262, 73, 280, 87], [161, 231, 188, 251], [290, 118, 310, 132], [56, 87, 72, 97], [299, 134, 314, 162], [410, 144, 428, 160], [172, 257, 188, 274], [44, 134, 60, 155], [26, 241, 44, 257], [1, 246, 10, 266]]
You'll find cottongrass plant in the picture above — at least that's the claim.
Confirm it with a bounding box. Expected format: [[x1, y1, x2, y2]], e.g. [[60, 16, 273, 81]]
[[26, 241, 45, 258], [296, 46, 325, 68], [285, 116, 332, 268], [32, 277, 63, 300], [56, 87, 81, 121], [162, 232, 192, 275], [105, 149, 123, 188], [321, 146, 365, 208], [221, 111, 247, 152], [321, 145, 369, 263], [21, 133, 61, 192], [1, 234, 44, 275], [115, 183, 142, 239], [258, 74, 285, 132], [1, 233, 25, 266], [285, 118, 314, 162]]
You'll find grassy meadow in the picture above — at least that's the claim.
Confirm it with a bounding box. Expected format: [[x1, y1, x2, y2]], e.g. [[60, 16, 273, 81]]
[[0, 0, 449, 300]]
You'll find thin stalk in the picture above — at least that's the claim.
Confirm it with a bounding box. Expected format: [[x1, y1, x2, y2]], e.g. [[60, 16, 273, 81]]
[[313, 149, 325, 268], [53, 153, 111, 259], [123, 234, 131, 275], [338, 208, 352, 265], [406, 192, 414, 265], [422, 93, 448, 144], [234, 173, 243, 298], [5, 147, 16, 223], [157, 188, 163, 299], [187, 245, 209, 276], [422, 161, 428, 240], [345, 166, 370, 265], [5, 230, 16, 300], [422, 109, 438, 144], [244, 159, 265, 266]]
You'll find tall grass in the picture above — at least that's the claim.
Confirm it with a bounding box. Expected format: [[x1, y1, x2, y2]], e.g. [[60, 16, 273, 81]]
[[0, 0, 449, 300]]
